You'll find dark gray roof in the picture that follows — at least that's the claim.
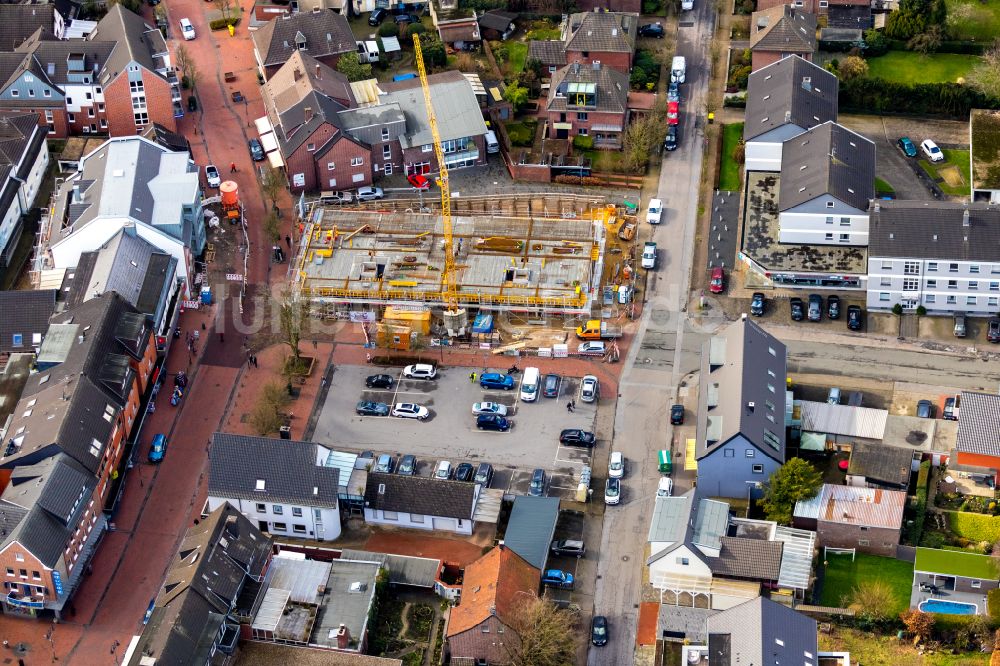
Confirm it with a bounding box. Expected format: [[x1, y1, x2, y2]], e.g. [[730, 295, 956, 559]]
[[67, 230, 165, 309], [252, 10, 355, 69], [209, 433, 340, 509], [0, 288, 55, 354], [744, 55, 838, 142], [337, 103, 406, 147], [89, 4, 168, 83], [142, 122, 191, 153], [750, 5, 816, 54], [779, 121, 875, 212], [501, 495, 560, 570], [564, 11, 637, 54], [478, 10, 516, 32], [547, 63, 628, 115], [131, 594, 226, 666], [0, 5, 54, 52], [956, 391, 1000, 458], [706, 597, 818, 666], [868, 200, 1000, 261], [528, 40, 566, 67], [20, 38, 117, 85], [848, 441, 912, 488], [709, 537, 782, 581], [339, 549, 441, 588], [364, 472, 477, 520]]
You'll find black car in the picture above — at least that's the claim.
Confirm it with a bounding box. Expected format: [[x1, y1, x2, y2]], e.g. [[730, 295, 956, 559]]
[[397, 454, 417, 475], [248, 138, 265, 161], [356, 401, 390, 416], [591, 616, 609, 647], [790, 297, 804, 321], [543, 373, 561, 398], [670, 404, 684, 425], [394, 13, 421, 24], [827, 295, 841, 320], [366, 373, 394, 389], [559, 429, 596, 447], [529, 468, 546, 496], [916, 400, 933, 418], [477, 414, 511, 432], [474, 462, 494, 486], [392, 2, 423, 13], [750, 292, 765, 316], [637, 23, 665, 38], [454, 462, 474, 482], [368, 7, 388, 25], [847, 305, 863, 331], [989, 318, 1000, 343], [187, 95, 198, 112], [550, 539, 586, 557], [807, 294, 822, 322], [663, 125, 678, 152]]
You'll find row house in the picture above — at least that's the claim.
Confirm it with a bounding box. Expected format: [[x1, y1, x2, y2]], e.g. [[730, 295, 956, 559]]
[[0, 111, 49, 267], [545, 62, 629, 149], [0, 292, 156, 617], [748, 5, 816, 72], [251, 8, 356, 81], [756, 0, 872, 28], [528, 12, 637, 77]]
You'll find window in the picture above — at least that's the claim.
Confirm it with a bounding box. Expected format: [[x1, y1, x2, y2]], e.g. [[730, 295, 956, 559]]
[[860, 526, 869, 532], [990, 297, 998, 307], [129, 80, 143, 93], [927, 262, 938, 271], [925, 294, 936, 303], [14, 553, 23, 562], [306, 143, 315, 152], [422, 144, 432, 153], [991, 282, 1000, 291], [839, 234, 850, 242], [381, 127, 390, 140], [383, 144, 391, 159], [12, 333, 23, 347], [775, 639, 785, 647], [292, 524, 307, 534], [410, 514, 424, 523], [881, 260, 892, 270], [745, 449, 755, 458], [9, 90, 17, 97], [27, 89, 34, 98], [676, 557, 690, 565], [858, 539, 870, 546], [31, 571, 40, 580], [826, 201, 834, 208], [724, 449, 735, 457], [971, 265, 980, 274], [840, 217, 850, 226], [763, 429, 781, 450], [272, 522, 287, 531], [950, 263, 959, 272], [970, 281, 979, 290], [767, 383, 775, 394], [752, 464, 764, 474], [880, 277, 891, 287], [927, 279, 937, 288], [967, 296, 977, 305], [819, 0, 828, 5], [825, 233, 834, 241], [765, 400, 775, 411], [272, 505, 283, 515], [43, 88, 50, 98], [351, 157, 363, 166], [826, 216, 834, 225], [5, 568, 12, 577], [327, 162, 335, 171], [903, 278, 919, 291], [904, 261, 920, 275], [482, 625, 490, 633], [972, 580, 983, 588], [18, 569, 27, 578], [948, 280, 958, 289], [768, 346, 777, 356], [68, 113, 75, 123], [947, 295, 957, 304], [578, 128, 588, 136], [133, 112, 147, 125], [292, 507, 303, 517], [577, 112, 588, 121], [352, 173, 365, 183]]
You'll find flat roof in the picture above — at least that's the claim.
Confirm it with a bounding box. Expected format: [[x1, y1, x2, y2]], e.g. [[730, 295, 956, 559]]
[[314, 559, 381, 648], [339, 549, 441, 588], [774, 525, 815, 591], [915, 547, 1000, 580], [503, 496, 560, 570], [799, 400, 888, 440]]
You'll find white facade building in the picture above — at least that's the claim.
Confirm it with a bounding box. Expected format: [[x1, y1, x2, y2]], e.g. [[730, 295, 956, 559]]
[[364, 472, 480, 536], [0, 113, 48, 266]]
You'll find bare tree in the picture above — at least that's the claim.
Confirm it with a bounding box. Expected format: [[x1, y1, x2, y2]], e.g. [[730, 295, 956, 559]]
[[212, 0, 233, 20], [260, 167, 286, 213], [277, 290, 309, 369], [501, 595, 578, 666], [621, 97, 667, 175], [968, 39, 1000, 99], [249, 382, 290, 435], [175, 45, 199, 91]]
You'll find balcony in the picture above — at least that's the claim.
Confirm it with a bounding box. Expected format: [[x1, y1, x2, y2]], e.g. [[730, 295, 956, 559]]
[[6, 591, 44, 609]]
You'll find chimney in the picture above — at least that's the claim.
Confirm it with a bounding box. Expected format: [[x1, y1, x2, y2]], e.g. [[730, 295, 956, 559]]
[[315, 63, 321, 79], [293, 67, 301, 82], [304, 106, 313, 121], [572, 62, 580, 74], [963, 207, 970, 227], [784, 110, 791, 123], [336, 624, 351, 650], [592, 61, 600, 70]]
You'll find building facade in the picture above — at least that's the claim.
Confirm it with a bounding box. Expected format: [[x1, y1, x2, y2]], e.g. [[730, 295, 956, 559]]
[[0, 111, 48, 267], [546, 63, 629, 149]]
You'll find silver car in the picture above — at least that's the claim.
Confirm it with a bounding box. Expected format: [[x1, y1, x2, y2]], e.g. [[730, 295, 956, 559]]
[[356, 186, 384, 201], [580, 375, 599, 403]]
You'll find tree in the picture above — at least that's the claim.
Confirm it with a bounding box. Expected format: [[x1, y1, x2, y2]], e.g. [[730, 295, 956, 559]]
[[276, 290, 309, 369], [759, 458, 822, 525], [908, 25, 943, 55], [249, 382, 290, 435], [884, 0, 946, 40], [418, 35, 446, 67], [175, 45, 199, 92], [900, 609, 935, 641], [336, 52, 373, 82], [863, 28, 888, 56], [503, 82, 529, 111], [263, 211, 281, 244], [377, 21, 399, 37], [953, 614, 991, 651], [260, 167, 286, 213], [844, 580, 896, 627], [501, 595, 578, 666], [212, 0, 233, 19], [968, 40, 1000, 99], [837, 55, 869, 82]]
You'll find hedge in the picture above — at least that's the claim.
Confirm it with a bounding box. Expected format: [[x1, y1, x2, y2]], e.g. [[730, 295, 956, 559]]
[[839, 78, 1000, 119], [948, 512, 1000, 544], [884, 39, 987, 55], [989, 588, 1000, 618], [209, 17, 240, 30], [908, 461, 931, 545]]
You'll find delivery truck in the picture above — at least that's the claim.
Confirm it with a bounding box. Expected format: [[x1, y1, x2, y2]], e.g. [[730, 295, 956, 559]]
[[576, 319, 624, 340]]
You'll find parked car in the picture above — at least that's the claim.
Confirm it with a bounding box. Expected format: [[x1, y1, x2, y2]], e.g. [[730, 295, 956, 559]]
[[897, 136, 918, 157], [474, 462, 494, 486], [657, 476, 674, 497], [646, 198, 663, 225], [667, 101, 679, 125], [943, 396, 957, 420], [476, 414, 511, 432], [541, 569, 574, 589], [391, 403, 429, 420], [847, 305, 864, 331], [394, 13, 421, 24], [578, 341, 606, 356], [407, 173, 430, 190], [667, 81, 680, 102], [637, 22, 665, 38], [319, 190, 354, 205], [921, 139, 944, 162], [916, 400, 934, 418], [434, 460, 452, 479], [368, 7, 388, 25], [179, 17, 195, 40], [356, 186, 385, 201], [807, 294, 823, 322], [560, 429, 596, 447], [397, 454, 417, 475], [454, 462, 474, 482], [670, 404, 684, 425], [248, 138, 265, 161], [580, 375, 599, 403], [954, 313, 967, 338], [604, 478, 621, 505], [205, 164, 221, 188], [790, 297, 804, 321], [750, 292, 765, 316], [392, 2, 424, 13], [663, 124, 678, 152], [827, 295, 841, 320], [609, 451, 624, 479], [543, 373, 561, 398], [402, 363, 437, 379], [591, 616, 609, 647], [479, 372, 515, 390], [149, 433, 167, 463], [472, 402, 508, 416], [989, 318, 1000, 343], [529, 468, 546, 496], [710, 266, 725, 293], [551, 539, 586, 558], [366, 373, 394, 389], [356, 401, 390, 416], [374, 453, 395, 473]]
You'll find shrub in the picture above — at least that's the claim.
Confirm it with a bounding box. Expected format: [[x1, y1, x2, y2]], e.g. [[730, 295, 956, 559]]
[[573, 135, 594, 150], [916, 305, 927, 315], [892, 303, 904, 315], [723, 94, 747, 108], [553, 175, 606, 186], [839, 77, 1000, 119], [406, 22, 427, 36], [630, 66, 648, 90], [378, 22, 399, 37], [988, 589, 1000, 618], [907, 461, 931, 544], [209, 16, 240, 30], [949, 512, 1000, 544]]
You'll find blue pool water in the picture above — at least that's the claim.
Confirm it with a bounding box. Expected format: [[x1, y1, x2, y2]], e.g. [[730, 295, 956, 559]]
[[918, 598, 978, 615]]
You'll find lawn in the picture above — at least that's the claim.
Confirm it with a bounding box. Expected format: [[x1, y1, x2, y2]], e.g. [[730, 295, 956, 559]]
[[875, 177, 895, 194], [946, 0, 1000, 41], [819, 627, 990, 666], [865, 51, 981, 84], [504, 120, 537, 147], [506, 42, 528, 74], [919, 149, 971, 197], [818, 552, 913, 616], [719, 123, 744, 191]]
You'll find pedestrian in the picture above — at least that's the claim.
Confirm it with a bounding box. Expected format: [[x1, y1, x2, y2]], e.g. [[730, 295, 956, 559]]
[[218, 332, 224, 343], [366, 353, 371, 363], [285, 234, 291, 248], [230, 162, 237, 173], [469, 372, 476, 383], [571, 399, 576, 411], [253, 355, 258, 368], [321, 377, 328, 389], [566, 401, 573, 413]]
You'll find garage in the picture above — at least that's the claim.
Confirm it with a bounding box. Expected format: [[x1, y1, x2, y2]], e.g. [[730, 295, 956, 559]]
[[432, 517, 457, 531]]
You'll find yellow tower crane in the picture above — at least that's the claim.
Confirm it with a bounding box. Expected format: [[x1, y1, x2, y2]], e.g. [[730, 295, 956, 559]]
[[412, 34, 465, 333]]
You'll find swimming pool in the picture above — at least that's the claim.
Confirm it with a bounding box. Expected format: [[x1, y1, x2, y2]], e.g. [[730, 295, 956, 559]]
[[918, 598, 978, 615]]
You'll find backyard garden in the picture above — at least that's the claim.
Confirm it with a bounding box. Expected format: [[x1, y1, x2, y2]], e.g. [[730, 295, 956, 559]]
[[718, 123, 744, 192]]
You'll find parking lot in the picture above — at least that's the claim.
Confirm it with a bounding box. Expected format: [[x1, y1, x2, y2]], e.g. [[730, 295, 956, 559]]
[[313, 364, 604, 499]]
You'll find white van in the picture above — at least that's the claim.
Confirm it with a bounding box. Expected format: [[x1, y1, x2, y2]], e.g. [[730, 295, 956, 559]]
[[485, 130, 500, 154], [520, 367, 540, 402], [670, 56, 686, 84], [179, 18, 195, 40]]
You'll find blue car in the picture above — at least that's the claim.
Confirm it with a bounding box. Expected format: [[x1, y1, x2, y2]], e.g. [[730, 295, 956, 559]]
[[356, 401, 390, 416], [541, 569, 575, 589], [149, 433, 167, 463], [476, 414, 511, 432], [897, 137, 917, 158], [479, 372, 514, 390]]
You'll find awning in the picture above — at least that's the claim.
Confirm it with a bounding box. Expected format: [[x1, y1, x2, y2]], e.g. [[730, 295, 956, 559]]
[[591, 124, 623, 132], [266, 151, 284, 168], [553, 122, 572, 130], [685, 438, 697, 471], [254, 116, 272, 135], [259, 131, 278, 153]]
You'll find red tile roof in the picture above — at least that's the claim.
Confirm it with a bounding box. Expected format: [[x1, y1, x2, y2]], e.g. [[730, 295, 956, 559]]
[[446, 546, 540, 636]]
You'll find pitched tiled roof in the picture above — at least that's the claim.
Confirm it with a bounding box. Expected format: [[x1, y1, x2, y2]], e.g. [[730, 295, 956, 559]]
[[564, 12, 637, 54], [547, 63, 628, 115], [438, 17, 480, 43], [364, 472, 477, 520], [0, 4, 55, 51], [709, 536, 783, 581], [252, 9, 355, 69], [447, 546, 540, 637], [868, 201, 1000, 262], [956, 391, 1000, 458], [779, 121, 875, 212], [743, 55, 838, 142], [479, 10, 516, 33], [209, 433, 339, 509], [750, 5, 816, 54], [89, 4, 168, 82], [847, 441, 912, 488], [0, 288, 55, 354], [528, 40, 566, 67], [706, 597, 818, 666]]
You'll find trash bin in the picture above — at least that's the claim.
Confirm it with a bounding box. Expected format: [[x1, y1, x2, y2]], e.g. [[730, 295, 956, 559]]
[[279, 425, 291, 440]]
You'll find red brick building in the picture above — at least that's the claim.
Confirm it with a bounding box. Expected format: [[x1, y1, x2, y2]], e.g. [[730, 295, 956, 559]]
[[528, 11, 638, 77], [252, 9, 356, 80], [546, 62, 630, 149], [749, 5, 817, 72], [793, 484, 905, 558], [756, 0, 872, 28]]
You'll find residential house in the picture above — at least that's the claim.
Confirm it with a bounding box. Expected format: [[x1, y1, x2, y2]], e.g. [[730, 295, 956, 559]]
[[44, 135, 203, 298], [755, 0, 872, 28], [743, 55, 838, 172], [526, 40, 566, 75], [695, 317, 788, 499], [127, 504, 273, 665], [845, 441, 914, 490], [478, 10, 516, 41], [252, 9, 356, 80], [866, 201, 1000, 315], [546, 62, 629, 149], [954, 391, 1000, 476], [749, 5, 816, 71], [436, 16, 480, 49], [777, 121, 875, 246], [0, 111, 47, 265], [971, 109, 1000, 204], [233, 642, 403, 666], [794, 483, 905, 557], [207, 432, 342, 542], [363, 472, 479, 535], [703, 597, 819, 666], [501, 495, 560, 571], [447, 545, 541, 666], [912, 547, 1000, 610], [0, 5, 59, 51], [65, 229, 179, 340], [562, 12, 637, 74], [0, 289, 55, 367]]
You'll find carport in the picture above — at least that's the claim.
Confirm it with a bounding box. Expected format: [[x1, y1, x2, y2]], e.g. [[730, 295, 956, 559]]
[[502, 496, 560, 571]]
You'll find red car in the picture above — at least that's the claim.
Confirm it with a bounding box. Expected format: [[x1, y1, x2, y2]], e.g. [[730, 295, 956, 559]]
[[407, 173, 430, 190], [710, 266, 725, 293], [667, 101, 679, 126]]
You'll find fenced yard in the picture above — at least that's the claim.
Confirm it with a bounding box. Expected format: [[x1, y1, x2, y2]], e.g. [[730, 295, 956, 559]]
[[818, 552, 914, 617]]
